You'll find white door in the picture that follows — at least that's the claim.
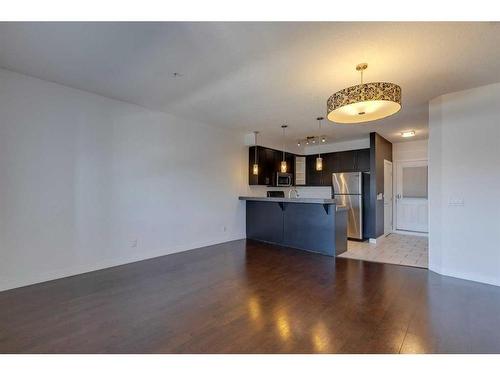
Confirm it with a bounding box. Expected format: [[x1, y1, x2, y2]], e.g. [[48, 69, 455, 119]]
[[395, 160, 428, 233], [384, 160, 393, 236]]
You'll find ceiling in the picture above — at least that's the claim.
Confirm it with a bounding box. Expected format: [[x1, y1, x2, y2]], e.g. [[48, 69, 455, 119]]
[[0, 22, 499, 148]]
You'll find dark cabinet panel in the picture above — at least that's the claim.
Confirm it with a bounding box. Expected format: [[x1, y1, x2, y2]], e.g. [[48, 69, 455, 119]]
[[283, 202, 335, 255], [246, 201, 284, 244], [337, 151, 356, 172], [249, 146, 371, 186], [355, 149, 370, 172], [249, 146, 296, 186], [285, 152, 295, 176], [249, 146, 258, 185], [249, 146, 275, 186], [274, 149, 294, 176], [321, 152, 337, 186], [322, 153, 338, 180], [264, 148, 276, 186], [306, 155, 323, 186], [304, 148, 372, 186]]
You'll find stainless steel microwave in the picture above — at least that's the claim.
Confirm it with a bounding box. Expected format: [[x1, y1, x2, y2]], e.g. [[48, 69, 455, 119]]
[[276, 173, 293, 187]]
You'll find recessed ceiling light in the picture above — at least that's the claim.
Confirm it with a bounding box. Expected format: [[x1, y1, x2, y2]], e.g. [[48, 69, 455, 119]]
[[401, 130, 416, 138]]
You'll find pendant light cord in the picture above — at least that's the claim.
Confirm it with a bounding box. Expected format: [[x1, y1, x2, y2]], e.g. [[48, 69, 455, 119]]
[[254, 131, 258, 163], [282, 126, 285, 162], [318, 118, 322, 157]]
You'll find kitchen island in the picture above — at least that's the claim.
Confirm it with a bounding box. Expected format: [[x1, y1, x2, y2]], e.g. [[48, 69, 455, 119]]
[[239, 197, 347, 256]]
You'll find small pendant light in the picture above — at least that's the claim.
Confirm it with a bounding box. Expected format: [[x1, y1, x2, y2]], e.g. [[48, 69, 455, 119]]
[[280, 125, 288, 173], [316, 117, 324, 171], [253, 131, 259, 175]]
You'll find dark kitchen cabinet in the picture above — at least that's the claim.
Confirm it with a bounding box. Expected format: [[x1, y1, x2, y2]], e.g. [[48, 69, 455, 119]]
[[273, 150, 295, 177], [249, 146, 295, 186], [285, 152, 295, 176], [264, 148, 277, 185], [337, 151, 356, 172], [304, 149, 371, 186], [334, 149, 370, 172], [249, 146, 275, 186], [249, 146, 371, 186], [273, 150, 295, 186], [306, 155, 323, 186], [355, 148, 370, 171], [323, 152, 338, 178]]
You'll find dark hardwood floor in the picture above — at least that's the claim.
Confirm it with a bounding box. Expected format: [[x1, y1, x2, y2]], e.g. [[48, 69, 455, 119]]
[[1, 239, 500, 353]]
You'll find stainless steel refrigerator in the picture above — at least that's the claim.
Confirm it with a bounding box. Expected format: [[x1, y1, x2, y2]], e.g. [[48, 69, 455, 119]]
[[332, 172, 363, 240]]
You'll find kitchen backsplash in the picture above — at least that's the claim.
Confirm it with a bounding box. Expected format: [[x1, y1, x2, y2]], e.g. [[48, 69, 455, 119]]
[[245, 185, 332, 198]]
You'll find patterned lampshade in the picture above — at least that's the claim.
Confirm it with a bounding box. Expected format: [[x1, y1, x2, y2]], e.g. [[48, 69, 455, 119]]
[[327, 64, 401, 124]]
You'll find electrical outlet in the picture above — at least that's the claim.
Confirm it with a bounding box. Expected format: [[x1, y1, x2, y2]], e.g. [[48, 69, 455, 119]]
[[130, 239, 138, 248]]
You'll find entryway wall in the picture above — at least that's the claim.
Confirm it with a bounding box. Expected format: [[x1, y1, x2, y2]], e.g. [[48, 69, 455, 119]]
[[392, 140, 429, 234], [429, 82, 500, 287]]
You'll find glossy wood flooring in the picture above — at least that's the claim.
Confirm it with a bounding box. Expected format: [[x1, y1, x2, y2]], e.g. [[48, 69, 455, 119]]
[[1, 239, 500, 353]]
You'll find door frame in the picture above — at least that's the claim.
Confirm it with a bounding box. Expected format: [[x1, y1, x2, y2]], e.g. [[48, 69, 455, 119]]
[[383, 159, 393, 236], [393, 158, 429, 234]]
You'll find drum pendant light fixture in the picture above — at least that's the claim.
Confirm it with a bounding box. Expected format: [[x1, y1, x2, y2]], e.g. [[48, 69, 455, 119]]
[[327, 63, 401, 124], [252, 131, 259, 175], [280, 125, 288, 173], [316, 117, 323, 171]]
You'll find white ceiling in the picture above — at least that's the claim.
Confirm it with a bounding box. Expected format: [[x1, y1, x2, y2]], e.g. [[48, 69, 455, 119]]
[[0, 22, 499, 148]]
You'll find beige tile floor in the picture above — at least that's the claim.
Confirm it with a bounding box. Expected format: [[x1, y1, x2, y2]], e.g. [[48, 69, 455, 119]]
[[338, 233, 428, 268]]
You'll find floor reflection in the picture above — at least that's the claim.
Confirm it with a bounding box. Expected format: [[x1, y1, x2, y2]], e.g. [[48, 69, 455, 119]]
[[311, 321, 331, 353], [275, 309, 291, 341]]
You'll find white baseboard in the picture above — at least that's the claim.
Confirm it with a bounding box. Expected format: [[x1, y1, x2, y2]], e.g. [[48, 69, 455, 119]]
[[369, 234, 387, 244], [429, 265, 500, 287], [392, 229, 428, 237], [0, 235, 246, 292]]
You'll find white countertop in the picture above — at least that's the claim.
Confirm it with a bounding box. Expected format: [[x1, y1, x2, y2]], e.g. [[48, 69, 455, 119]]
[[239, 196, 337, 204]]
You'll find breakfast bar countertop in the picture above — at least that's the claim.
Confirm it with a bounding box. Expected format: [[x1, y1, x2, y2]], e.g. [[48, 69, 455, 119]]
[[238, 196, 336, 204]]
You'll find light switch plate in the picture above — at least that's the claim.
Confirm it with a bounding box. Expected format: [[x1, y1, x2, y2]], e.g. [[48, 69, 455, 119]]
[[448, 198, 465, 206]]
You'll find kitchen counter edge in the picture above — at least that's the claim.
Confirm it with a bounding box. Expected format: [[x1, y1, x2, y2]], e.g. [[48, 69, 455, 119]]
[[238, 196, 337, 205]]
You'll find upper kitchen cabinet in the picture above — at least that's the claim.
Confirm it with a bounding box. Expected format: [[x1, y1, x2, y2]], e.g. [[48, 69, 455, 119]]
[[322, 152, 338, 177], [306, 155, 323, 186], [249, 146, 274, 186], [249, 146, 371, 186], [333, 149, 371, 173], [274, 150, 295, 177], [355, 148, 370, 171], [249, 146, 295, 186], [337, 151, 356, 172]]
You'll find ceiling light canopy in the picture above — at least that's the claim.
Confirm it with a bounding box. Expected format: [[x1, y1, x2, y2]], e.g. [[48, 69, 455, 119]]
[[327, 63, 401, 124]]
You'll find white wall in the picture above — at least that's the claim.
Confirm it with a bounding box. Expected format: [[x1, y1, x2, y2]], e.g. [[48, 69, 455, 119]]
[[393, 139, 428, 161], [429, 82, 500, 286], [303, 137, 369, 155], [0, 69, 247, 291]]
